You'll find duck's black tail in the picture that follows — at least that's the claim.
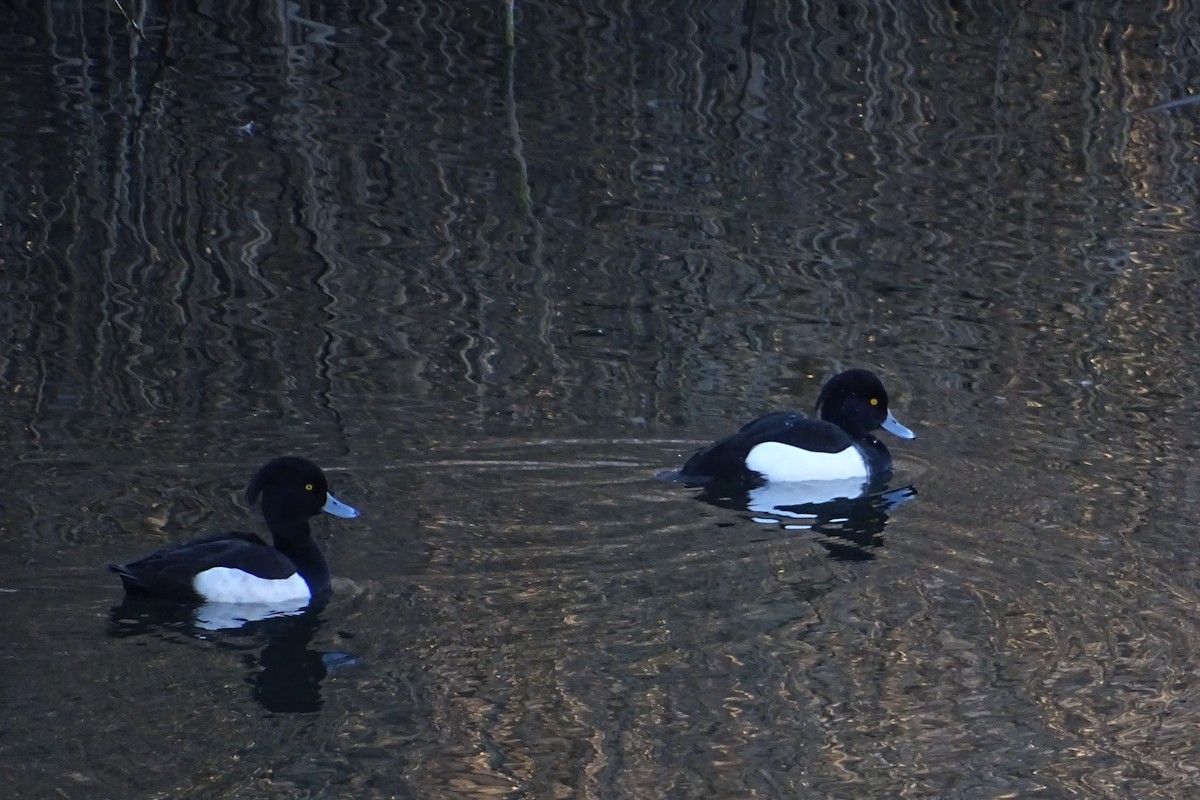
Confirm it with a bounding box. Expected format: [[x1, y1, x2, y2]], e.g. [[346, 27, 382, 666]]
[[108, 563, 148, 594]]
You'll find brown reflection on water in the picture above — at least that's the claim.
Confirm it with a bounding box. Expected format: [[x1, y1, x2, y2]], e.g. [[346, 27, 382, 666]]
[[6, 0, 1200, 797]]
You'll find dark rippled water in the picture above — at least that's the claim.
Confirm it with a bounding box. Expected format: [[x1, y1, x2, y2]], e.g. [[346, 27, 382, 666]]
[[6, 1, 1200, 797]]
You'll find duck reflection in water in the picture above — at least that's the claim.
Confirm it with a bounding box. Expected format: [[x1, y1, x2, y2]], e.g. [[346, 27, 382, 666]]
[[692, 476, 916, 560], [107, 595, 358, 714]]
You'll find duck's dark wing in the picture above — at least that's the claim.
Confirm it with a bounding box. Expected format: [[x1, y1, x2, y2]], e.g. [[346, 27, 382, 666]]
[[109, 532, 297, 601], [680, 411, 854, 483]]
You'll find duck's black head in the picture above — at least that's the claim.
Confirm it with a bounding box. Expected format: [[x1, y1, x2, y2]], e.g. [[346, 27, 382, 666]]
[[245, 457, 358, 534], [814, 369, 916, 441]]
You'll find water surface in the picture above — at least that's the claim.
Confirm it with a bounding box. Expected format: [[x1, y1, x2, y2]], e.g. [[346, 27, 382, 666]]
[[5, 1, 1200, 797]]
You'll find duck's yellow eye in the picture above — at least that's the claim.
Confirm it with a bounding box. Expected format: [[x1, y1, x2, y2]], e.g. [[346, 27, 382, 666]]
[[305, 483, 314, 491], [869, 398, 879, 406]]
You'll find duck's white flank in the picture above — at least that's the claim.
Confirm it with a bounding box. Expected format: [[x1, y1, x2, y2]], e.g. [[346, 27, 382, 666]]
[[745, 441, 868, 482], [192, 567, 310, 603]]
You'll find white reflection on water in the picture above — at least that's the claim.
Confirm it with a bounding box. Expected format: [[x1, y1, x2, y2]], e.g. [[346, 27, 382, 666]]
[[747, 477, 871, 517], [192, 599, 309, 632]]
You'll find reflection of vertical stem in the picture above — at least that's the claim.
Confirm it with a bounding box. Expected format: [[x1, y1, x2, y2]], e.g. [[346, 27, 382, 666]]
[[503, 0, 516, 49], [111, 0, 148, 43], [503, 1, 532, 215]]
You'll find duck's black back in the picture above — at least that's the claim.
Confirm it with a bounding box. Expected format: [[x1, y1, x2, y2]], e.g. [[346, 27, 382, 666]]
[[109, 532, 298, 601], [679, 411, 856, 484]]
